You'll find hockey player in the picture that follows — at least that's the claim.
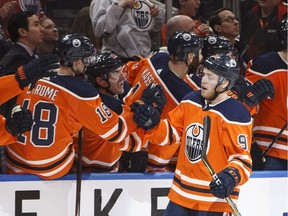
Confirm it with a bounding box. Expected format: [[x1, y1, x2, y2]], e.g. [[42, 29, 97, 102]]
[[74, 52, 142, 172], [133, 55, 252, 215], [0, 54, 59, 145], [124, 31, 203, 171], [245, 18, 288, 170], [3, 33, 159, 179]]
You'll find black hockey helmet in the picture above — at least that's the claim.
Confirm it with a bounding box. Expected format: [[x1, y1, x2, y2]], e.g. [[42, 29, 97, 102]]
[[86, 51, 123, 81], [278, 17, 288, 49], [202, 34, 236, 59], [203, 55, 239, 89], [168, 31, 203, 61], [56, 33, 96, 67]]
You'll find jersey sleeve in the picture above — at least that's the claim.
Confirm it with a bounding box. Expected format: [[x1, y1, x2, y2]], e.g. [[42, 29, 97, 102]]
[[0, 116, 17, 145], [0, 74, 23, 105]]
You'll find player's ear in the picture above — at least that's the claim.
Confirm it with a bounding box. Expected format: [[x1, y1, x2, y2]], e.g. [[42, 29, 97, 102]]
[[95, 76, 108, 88]]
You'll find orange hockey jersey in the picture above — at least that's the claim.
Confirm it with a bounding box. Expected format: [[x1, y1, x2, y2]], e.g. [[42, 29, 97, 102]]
[[0, 75, 27, 146], [124, 52, 197, 171], [4, 74, 137, 179], [145, 90, 252, 213], [245, 52, 287, 160], [0, 74, 23, 105]]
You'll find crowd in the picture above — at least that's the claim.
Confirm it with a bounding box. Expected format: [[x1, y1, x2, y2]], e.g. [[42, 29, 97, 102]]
[[0, 0, 286, 215]]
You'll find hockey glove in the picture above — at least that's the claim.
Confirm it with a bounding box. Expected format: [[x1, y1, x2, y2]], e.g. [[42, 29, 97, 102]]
[[15, 54, 59, 89], [132, 102, 160, 130], [209, 167, 240, 198], [230, 76, 250, 101], [141, 83, 167, 114], [5, 104, 33, 136], [250, 79, 274, 102]]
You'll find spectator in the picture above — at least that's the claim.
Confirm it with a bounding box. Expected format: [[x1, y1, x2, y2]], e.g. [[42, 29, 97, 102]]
[[71, 6, 102, 52], [0, 1, 18, 59], [240, 0, 287, 62], [0, 11, 43, 118], [209, 8, 243, 62], [89, 0, 165, 58], [209, 8, 276, 118], [0, 11, 43, 73], [245, 18, 287, 171], [133, 55, 252, 215], [38, 15, 59, 56], [3, 33, 156, 179], [125, 31, 203, 172], [172, 0, 210, 37]]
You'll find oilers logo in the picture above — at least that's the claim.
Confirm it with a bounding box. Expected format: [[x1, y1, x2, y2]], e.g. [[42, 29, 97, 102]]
[[132, 0, 154, 31], [185, 123, 205, 163]]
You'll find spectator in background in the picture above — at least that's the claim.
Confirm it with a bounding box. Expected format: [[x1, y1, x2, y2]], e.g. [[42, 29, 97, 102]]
[[89, 0, 165, 58], [0, 1, 18, 59], [245, 18, 287, 171], [38, 15, 59, 56], [71, 6, 102, 52], [209, 8, 247, 75], [0, 11, 43, 118], [172, 0, 210, 37], [240, 0, 287, 62]]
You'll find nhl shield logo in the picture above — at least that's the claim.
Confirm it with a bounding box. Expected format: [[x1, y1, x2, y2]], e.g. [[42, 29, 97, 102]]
[[185, 123, 204, 163], [132, 0, 154, 31]]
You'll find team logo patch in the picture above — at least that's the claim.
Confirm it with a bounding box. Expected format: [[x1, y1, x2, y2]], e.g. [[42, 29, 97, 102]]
[[72, 39, 81, 47], [185, 123, 205, 163], [207, 36, 217, 44], [132, 0, 154, 31]]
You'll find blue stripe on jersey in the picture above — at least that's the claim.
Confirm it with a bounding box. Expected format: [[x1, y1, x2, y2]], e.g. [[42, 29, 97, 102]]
[[173, 175, 240, 196], [251, 52, 287, 74], [184, 91, 251, 123], [50, 75, 99, 98]]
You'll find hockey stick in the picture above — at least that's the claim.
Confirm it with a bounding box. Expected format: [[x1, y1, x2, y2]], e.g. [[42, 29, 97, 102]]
[[201, 115, 241, 216], [260, 121, 287, 160], [75, 128, 83, 216]]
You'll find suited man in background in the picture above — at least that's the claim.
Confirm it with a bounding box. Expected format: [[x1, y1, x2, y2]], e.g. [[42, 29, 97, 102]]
[[0, 11, 43, 72], [0, 10, 43, 117]]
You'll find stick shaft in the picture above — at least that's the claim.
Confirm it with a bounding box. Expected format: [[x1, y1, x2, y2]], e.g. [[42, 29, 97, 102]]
[[201, 115, 241, 216]]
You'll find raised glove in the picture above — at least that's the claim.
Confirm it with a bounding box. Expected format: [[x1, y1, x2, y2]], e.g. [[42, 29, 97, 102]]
[[250, 79, 274, 102], [5, 105, 33, 136], [15, 54, 59, 89], [132, 103, 160, 130], [141, 83, 167, 113], [209, 167, 240, 198]]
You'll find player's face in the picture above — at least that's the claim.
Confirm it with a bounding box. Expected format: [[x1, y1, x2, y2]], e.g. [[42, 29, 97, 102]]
[[200, 68, 220, 100], [107, 66, 126, 95]]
